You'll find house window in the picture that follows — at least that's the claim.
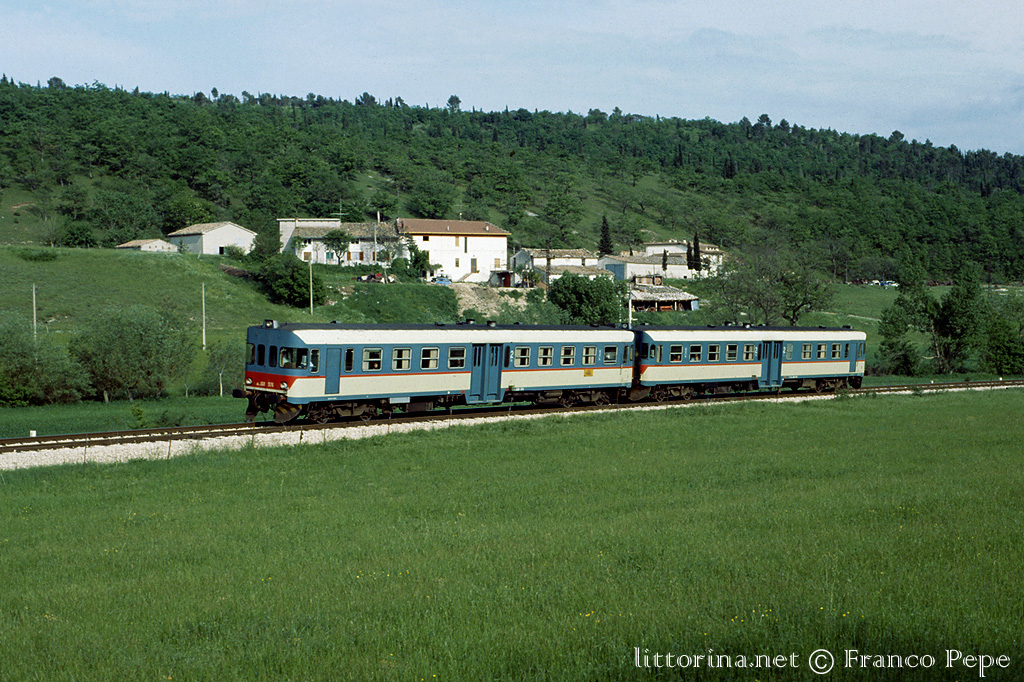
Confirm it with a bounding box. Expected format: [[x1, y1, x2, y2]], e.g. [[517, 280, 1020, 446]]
[[513, 346, 531, 367], [358, 252, 364, 261], [494, 258, 501, 268], [393, 348, 412, 371], [455, 258, 460, 268], [422, 235, 429, 242], [448, 346, 467, 369], [471, 258, 478, 273], [421, 348, 439, 370], [583, 346, 597, 366], [455, 236, 460, 246], [538, 346, 553, 367], [708, 344, 720, 362], [560, 345, 575, 366], [303, 252, 311, 261]]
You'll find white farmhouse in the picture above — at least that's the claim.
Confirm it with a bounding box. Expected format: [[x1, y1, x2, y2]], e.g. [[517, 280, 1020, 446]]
[[166, 222, 256, 255], [278, 218, 402, 265], [397, 218, 509, 283]]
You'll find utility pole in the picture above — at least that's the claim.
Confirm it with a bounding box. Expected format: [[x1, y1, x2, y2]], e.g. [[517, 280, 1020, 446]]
[[201, 282, 207, 350], [32, 284, 37, 344], [309, 256, 314, 316]]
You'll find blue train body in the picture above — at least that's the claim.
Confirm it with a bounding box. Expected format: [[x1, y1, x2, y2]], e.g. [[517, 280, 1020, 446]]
[[236, 321, 866, 422]]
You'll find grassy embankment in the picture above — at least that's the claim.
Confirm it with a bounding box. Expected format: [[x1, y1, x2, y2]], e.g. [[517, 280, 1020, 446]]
[[1, 390, 1022, 681]]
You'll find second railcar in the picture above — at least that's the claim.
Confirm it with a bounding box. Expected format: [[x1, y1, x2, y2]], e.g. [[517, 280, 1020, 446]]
[[636, 326, 866, 399]]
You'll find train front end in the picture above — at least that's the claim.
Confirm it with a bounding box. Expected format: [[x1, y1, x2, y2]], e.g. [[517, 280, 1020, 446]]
[[234, 320, 312, 423]]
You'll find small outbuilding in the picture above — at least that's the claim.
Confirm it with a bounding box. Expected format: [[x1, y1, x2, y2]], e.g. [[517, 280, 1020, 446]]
[[166, 221, 256, 256], [116, 238, 177, 253]]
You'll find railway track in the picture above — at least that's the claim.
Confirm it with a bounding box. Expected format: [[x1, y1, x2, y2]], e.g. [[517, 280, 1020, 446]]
[[3, 379, 1023, 466]]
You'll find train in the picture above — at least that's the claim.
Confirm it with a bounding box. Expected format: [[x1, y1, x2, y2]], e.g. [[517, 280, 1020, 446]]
[[235, 320, 867, 423]]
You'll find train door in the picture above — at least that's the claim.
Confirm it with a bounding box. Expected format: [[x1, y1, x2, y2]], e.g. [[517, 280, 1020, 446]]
[[468, 344, 504, 403], [847, 342, 858, 373], [760, 341, 783, 388], [325, 348, 341, 394]]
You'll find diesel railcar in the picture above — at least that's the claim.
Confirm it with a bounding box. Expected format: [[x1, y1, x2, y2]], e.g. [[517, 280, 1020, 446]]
[[636, 326, 866, 400], [236, 321, 635, 423]]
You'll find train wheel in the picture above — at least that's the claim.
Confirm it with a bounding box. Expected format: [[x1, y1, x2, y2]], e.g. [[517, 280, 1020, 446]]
[[595, 393, 611, 406], [359, 406, 378, 422]]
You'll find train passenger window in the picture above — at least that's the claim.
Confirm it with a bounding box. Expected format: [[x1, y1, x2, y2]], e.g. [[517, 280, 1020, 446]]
[[802, 343, 812, 360], [448, 346, 467, 369], [831, 343, 841, 359], [641, 343, 650, 359], [257, 344, 265, 365], [513, 346, 530, 367], [309, 350, 320, 373], [744, 344, 758, 361], [560, 345, 576, 366], [362, 348, 382, 372], [538, 347, 553, 367], [344, 348, 354, 373], [269, 346, 278, 368], [689, 345, 702, 363], [669, 345, 683, 363], [603, 346, 618, 365], [858, 343, 866, 359], [648, 345, 662, 363], [726, 344, 738, 362], [421, 347, 439, 370], [708, 344, 720, 362], [627, 345, 634, 362], [247, 343, 256, 365], [844, 344, 850, 359], [583, 346, 597, 366], [393, 348, 411, 371], [817, 344, 826, 359], [783, 344, 792, 361]]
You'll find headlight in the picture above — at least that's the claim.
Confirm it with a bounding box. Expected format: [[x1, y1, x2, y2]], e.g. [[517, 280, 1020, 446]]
[[245, 377, 253, 385], [280, 381, 288, 390]]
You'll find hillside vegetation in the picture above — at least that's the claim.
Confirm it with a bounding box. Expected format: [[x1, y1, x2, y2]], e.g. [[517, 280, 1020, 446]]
[[2, 78, 1024, 281]]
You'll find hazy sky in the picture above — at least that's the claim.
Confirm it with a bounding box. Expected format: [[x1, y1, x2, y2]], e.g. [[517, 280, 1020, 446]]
[[3, 0, 1022, 153]]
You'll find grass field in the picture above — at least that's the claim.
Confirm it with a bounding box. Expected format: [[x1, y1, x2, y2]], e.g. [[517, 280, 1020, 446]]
[[1, 390, 1022, 681]]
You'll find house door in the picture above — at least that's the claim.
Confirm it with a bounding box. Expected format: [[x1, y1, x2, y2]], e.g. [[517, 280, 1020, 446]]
[[468, 344, 504, 403], [325, 348, 341, 394], [760, 341, 783, 388]]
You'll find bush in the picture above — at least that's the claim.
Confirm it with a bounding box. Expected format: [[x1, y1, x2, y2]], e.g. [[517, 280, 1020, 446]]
[[0, 313, 89, 407]]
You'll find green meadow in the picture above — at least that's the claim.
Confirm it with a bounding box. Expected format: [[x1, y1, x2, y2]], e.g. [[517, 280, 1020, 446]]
[[2, 390, 1022, 681]]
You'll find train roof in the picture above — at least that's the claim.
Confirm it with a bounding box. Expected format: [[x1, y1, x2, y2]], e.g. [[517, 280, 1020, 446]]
[[252, 321, 632, 333]]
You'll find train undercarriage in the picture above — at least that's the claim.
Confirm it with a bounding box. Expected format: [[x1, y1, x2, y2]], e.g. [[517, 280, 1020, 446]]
[[238, 373, 862, 425]]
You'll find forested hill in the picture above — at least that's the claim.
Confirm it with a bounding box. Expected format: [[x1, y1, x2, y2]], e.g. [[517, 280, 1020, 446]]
[[3, 77, 1024, 280]]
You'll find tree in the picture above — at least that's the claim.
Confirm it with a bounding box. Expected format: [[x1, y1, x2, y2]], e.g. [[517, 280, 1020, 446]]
[[258, 254, 326, 307], [321, 229, 356, 263], [597, 215, 614, 256], [0, 313, 88, 406], [73, 305, 196, 402], [547, 273, 627, 325], [709, 243, 833, 326]]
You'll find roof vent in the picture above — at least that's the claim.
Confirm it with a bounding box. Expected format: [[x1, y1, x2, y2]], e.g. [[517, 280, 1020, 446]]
[[263, 320, 278, 329], [486, 320, 497, 327], [465, 318, 475, 325]]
